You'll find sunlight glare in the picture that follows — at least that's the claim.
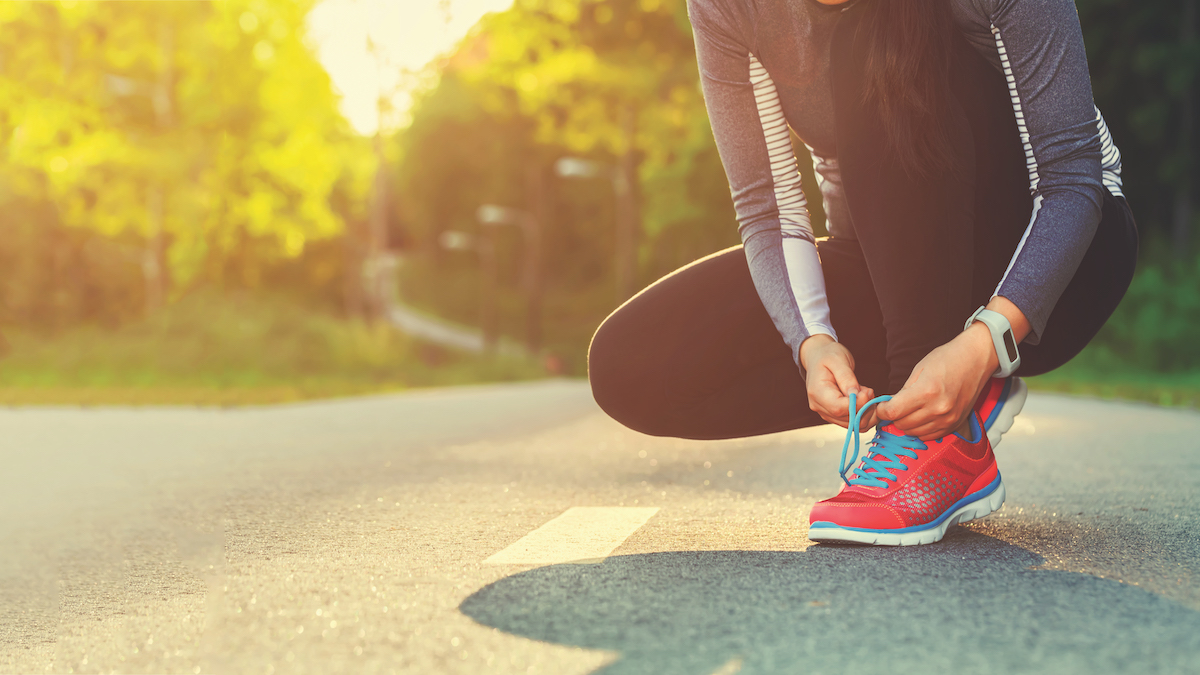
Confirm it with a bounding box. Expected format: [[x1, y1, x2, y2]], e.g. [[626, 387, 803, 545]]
[[307, 0, 514, 136]]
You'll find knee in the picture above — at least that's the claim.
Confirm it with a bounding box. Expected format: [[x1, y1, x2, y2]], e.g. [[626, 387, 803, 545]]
[[587, 317, 636, 422], [587, 315, 668, 436]]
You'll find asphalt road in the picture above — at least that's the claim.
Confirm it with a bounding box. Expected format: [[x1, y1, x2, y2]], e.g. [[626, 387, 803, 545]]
[[1, 380, 1198, 674]]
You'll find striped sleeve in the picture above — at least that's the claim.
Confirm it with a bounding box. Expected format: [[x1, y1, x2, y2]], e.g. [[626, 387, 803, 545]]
[[985, 0, 1121, 344], [689, 0, 835, 370], [749, 56, 813, 244]]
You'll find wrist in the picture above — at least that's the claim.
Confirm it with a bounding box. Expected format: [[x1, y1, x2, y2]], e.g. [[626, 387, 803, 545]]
[[799, 333, 837, 373], [986, 296, 1031, 344], [963, 321, 1000, 375]]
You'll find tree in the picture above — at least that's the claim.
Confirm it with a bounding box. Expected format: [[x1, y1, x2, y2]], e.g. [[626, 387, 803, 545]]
[[1078, 0, 1200, 252], [460, 0, 730, 300], [0, 0, 370, 324]]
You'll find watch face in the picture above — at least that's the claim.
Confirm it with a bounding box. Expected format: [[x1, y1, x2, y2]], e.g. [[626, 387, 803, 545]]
[[1002, 330, 1018, 362]]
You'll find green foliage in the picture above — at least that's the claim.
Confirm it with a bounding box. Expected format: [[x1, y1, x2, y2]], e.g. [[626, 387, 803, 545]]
[[1028, 370, 1200, 410], [0, 291, 544, 404], [1076, 0, 1199, 241], [0, 195, 145, 328], [397, 74, 533, 256], [0, 0, 1195, 402], [394, 0, 747, 367], [462, 0, 738, 247], [1087, 252, 1200, 371], [1029, 249, 1200, 403], [0, 0, 372, 326]]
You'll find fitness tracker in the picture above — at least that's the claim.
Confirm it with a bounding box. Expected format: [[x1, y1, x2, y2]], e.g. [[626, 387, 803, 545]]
[[964, 306, 1021, 378]]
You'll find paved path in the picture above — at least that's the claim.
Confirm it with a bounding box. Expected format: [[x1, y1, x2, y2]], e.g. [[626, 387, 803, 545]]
[[1, 381, 1198, 674], [386, 303, 489, 355]]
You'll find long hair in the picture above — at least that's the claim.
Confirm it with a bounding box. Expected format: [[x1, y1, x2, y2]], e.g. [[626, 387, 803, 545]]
[[855, 0, 960, 179]]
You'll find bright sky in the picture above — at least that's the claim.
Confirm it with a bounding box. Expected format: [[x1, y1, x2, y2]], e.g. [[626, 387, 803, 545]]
[[307, 0, 514, 136]]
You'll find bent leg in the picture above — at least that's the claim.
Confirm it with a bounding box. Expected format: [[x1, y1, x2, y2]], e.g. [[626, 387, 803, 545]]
[[587, 241, 888, 440]]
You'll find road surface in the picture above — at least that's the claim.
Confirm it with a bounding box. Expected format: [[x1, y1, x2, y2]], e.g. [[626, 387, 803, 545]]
[[1, 380, 1198, 674]]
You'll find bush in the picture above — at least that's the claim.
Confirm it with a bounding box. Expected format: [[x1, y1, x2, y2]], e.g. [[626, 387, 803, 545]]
[[1091, 253, 1200, 372], [0, 291, 545, 404]]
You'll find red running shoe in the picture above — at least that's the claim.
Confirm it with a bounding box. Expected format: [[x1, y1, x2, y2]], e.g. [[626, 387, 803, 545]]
[[975, 376, 1028, 449], [808, 394, 1005, 546]]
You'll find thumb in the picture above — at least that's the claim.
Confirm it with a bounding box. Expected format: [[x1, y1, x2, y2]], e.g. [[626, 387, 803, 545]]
[[875, 386, 918, 422]]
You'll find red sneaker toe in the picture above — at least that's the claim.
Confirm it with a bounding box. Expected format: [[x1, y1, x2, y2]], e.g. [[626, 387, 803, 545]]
[[808, 497, 905, 530]]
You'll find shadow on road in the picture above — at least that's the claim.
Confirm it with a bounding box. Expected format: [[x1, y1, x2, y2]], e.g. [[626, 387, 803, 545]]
[[461, 529, 1200, 675]]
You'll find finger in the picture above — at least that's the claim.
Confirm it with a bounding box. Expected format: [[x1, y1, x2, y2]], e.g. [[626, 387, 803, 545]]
[[827, 359, 862, 400], [914, 406, 977, 442], [825, 364, 867, 426], [888, 397, 949, 436], [808, 395, 848, 429], [875, 385, 921, 422], [906, 422, 956, 441], [809, 382, 846, 414], [859, 408, 879, 432], [896, 411, 962, 440], [854, 387, 877, 430], [890, 410, 939, 437], [820, 413, 849, 429]]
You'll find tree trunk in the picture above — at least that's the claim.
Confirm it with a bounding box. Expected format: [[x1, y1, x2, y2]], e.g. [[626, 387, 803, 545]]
[[614, 104, 642, 303], [342, 220, 368, 320], [479, 229, 499, 353], [144, 23, 174, 314], [524, 162, 545, 354], [366, 133, 391, 320], [144, 184, 166, 313]]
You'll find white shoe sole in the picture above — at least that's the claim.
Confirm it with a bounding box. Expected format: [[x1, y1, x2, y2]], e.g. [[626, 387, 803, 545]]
[[986, 377, 1028, 449], [807, 478, 1006, 546]]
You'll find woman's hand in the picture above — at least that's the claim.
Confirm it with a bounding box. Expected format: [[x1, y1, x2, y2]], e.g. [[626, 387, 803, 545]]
[[800, 334, 876, 430], [874, 323, 995, 441], [875, 297, 1030, 441]]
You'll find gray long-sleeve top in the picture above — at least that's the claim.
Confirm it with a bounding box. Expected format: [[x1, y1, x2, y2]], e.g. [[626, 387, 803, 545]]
[[687, 0, 1124, 368]]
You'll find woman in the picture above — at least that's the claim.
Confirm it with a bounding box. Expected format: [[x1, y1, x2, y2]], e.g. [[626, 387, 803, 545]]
[[587, 0, 1138, 545]]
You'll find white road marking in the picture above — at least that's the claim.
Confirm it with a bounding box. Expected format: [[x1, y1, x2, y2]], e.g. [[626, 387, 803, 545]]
[[484, 507, 660, 565]]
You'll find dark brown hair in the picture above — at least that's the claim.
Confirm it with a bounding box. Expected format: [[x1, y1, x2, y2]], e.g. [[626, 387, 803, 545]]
[[855, 0, 960, 179]]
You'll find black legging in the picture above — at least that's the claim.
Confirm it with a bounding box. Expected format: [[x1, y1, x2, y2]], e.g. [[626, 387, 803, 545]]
[[587, 192, 1138, 441]]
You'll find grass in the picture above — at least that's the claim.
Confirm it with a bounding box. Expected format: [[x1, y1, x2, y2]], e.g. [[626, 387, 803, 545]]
[[0, 291, 547, 406], [1, 289, 1196, 411], [1027, 345, 1200, 410]]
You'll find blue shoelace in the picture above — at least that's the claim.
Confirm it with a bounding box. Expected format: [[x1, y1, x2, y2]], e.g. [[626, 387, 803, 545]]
[[838, 392, 928, 488]]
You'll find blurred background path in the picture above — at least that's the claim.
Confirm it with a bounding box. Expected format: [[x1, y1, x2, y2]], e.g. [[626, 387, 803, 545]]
[[2, 381, 1198, 674]]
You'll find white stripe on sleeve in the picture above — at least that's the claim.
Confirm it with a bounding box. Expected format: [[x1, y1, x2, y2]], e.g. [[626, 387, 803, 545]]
[[749, 54, 835, 340], [749, 55, 814, 243], [1095, 105, 1124, 198], [991, 24, 1041, 297]]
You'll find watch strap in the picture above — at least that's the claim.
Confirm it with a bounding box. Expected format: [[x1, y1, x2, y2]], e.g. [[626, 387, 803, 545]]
[[965, 306, 1021, 378]]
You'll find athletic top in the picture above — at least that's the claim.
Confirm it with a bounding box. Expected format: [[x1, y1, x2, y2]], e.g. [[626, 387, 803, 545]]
[[687, 0, 1123, 368]]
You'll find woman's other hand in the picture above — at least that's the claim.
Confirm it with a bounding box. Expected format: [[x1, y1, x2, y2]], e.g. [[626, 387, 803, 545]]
[[800, 334, 876, 430]]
